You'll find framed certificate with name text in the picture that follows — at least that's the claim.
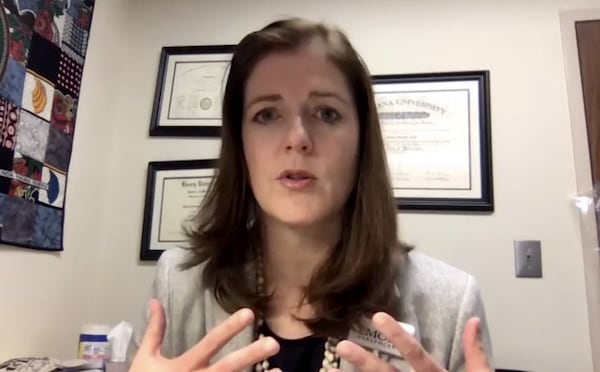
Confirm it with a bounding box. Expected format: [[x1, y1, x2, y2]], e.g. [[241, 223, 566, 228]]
[[140, 159, 217, 261], [372, 71, 493, 212], [149, 45, 235, 137]]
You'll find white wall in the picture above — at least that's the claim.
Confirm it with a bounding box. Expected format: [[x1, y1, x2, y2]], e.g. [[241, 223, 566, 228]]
[[1, 1, 598, 371]]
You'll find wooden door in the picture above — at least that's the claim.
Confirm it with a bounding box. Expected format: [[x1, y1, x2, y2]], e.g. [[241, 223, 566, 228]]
[[576, 20, 600, 239]]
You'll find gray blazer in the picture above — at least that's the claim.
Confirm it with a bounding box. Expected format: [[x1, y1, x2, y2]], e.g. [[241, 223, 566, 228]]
[[133, 248, 493, 371]]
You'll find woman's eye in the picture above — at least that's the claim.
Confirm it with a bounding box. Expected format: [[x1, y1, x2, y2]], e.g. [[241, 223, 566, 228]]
[[315, 107, 341, 124], [252, 108, 280, 124]]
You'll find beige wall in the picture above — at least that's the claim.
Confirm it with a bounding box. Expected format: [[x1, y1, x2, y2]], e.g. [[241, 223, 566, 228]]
[[1, 1, 599, 371]]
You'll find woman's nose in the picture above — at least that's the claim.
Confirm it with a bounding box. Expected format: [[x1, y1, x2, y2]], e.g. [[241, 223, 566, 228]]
[[284, 115, 314, 153]]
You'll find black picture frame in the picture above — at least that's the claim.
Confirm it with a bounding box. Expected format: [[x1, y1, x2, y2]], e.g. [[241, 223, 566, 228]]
[[149, 45, 236, 138], [371, 70, 493, 212], [140, 159, 217, 261]]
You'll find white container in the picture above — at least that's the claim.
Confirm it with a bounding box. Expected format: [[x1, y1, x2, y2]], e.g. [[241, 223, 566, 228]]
[[78, 324, 112, 363]]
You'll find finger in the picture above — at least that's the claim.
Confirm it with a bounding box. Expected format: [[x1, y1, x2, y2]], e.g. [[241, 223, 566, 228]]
[[179, 308, 255, 367], [207, 336, 279, 372], [335, 340, 397, 372], [138, 299, 166, 356], [463, 317, 491, 371], [373, 312, 442, 371]]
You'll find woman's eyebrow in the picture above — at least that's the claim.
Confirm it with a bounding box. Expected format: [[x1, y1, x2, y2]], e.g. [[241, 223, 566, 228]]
[[309, 90, 351, 106], [245, 94, 282, 110]]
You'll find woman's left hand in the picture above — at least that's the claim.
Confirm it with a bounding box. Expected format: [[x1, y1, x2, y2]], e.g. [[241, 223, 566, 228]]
[[334, 313, 491, 372]]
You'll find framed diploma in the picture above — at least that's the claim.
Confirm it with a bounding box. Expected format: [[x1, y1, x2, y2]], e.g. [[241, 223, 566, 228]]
[[140, 159, 217, 261], [149, 45, 235, 137], [372, 71, 493, 211]]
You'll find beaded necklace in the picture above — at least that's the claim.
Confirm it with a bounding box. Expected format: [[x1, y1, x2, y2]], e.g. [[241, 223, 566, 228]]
[[253, 249, 340, 372]]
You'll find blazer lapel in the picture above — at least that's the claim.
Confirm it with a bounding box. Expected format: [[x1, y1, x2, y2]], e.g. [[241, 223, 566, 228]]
[[339, 280, 421, 372]]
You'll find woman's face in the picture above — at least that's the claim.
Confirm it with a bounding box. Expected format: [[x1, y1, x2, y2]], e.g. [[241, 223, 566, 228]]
[[242, 42, 360, 228]]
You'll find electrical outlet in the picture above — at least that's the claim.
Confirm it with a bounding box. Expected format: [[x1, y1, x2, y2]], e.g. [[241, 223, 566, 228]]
[[514, 240, 542, 278]]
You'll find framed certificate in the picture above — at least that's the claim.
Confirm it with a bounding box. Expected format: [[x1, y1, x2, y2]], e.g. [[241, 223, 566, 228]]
[[149, 45, 235, 137], [372, 71, 493, 211], [140, 159, 217, 261]]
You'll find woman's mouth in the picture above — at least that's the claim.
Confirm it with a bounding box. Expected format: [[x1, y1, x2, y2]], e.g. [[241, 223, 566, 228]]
[[278, 170, 316, 190]]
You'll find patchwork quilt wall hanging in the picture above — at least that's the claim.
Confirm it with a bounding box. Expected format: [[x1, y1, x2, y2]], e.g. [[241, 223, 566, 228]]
[[0, 0, 94, 250]]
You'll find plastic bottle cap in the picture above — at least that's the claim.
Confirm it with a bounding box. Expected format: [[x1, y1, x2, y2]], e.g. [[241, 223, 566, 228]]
[[81, 324, 112, 335]]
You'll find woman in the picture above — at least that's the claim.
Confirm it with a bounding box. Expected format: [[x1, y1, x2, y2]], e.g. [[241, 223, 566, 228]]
[[131, 18, 493, 372]]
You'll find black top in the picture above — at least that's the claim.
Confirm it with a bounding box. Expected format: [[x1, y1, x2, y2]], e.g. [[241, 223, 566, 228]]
[[259, 322, 326, 372]]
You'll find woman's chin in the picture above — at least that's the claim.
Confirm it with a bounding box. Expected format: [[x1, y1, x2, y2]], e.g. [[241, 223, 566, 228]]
[[269, 211, 324, 228], [278, 216, 320, 228]]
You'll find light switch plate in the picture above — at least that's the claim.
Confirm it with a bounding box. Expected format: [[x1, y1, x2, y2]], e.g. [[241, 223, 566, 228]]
[[514, 240, 542, 278]]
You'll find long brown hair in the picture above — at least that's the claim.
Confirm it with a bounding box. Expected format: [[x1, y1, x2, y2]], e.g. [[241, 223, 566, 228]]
[[183, 18, 410, 337]]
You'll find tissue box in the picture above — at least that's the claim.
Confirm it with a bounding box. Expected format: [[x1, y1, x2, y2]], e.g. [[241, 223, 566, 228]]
[[0, 357, 61, 372], [0, 357, 103, 371]]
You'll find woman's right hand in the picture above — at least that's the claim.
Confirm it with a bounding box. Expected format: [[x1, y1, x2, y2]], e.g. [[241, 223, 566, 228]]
[[129, 299, 280, 372]]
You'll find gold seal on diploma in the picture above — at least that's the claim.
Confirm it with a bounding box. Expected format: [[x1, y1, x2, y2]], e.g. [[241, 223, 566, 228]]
[[200, 97, 212, 111]]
